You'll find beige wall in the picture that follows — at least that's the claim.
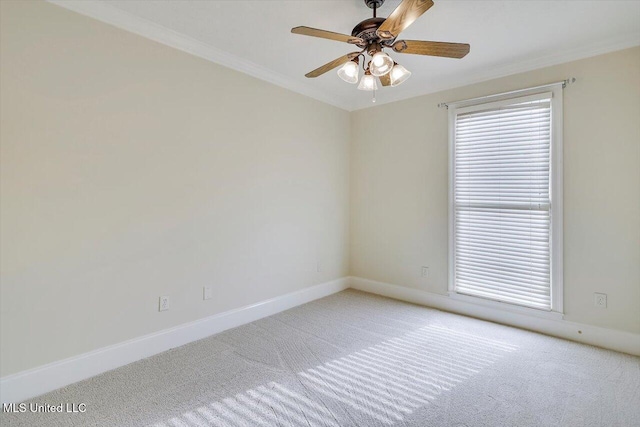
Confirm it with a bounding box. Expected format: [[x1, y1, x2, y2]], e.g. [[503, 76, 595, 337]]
[[0, 1, 350, 376], [2, 0, 639, 379], [351, 47, 640, 334]]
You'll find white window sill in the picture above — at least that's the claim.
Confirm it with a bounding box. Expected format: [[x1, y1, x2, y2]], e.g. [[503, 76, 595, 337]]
[[447, 291, 564, 321]]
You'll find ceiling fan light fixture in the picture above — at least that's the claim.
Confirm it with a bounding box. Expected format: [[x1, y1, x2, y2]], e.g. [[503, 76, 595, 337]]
[[337, 59, 360, 84], [292, 0, 471, 97], [358, 70, 378, 91], [389, 63, 411, 86], [369, 51, 394, 76]]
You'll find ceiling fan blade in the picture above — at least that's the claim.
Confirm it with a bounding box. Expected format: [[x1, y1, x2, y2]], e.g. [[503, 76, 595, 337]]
[[379, 73, 391, 87], [377, 0, 434, 40], [305, 52, 360, 78], [392, 40, 470, 58], [292, 26, 363, 45]]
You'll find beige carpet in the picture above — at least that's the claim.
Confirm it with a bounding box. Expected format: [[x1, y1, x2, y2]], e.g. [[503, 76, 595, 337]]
[[2, 289, 639, 426]]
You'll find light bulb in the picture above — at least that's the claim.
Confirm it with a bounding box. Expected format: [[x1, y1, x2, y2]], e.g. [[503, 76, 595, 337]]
[[389, 63, 411, 87], [337, 60, 359, 84], [369, 51, 394, 76], [357, 70, 378, 91]]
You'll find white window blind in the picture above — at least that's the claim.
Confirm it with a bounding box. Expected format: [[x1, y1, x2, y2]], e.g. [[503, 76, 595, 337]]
[[452, 93, 555, 310]]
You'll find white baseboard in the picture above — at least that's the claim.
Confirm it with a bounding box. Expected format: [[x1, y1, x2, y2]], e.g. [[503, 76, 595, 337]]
[[0, 277, 350, 403], [3, 275, 637, 403], [349, 276, 640, 356]]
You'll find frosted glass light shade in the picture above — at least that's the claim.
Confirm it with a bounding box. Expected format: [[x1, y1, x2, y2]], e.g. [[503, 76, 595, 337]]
[[337, 60, 359, 84], [369, 52, 393, 76], [390, 63, 411, 86], [357, 72, 378, 91]]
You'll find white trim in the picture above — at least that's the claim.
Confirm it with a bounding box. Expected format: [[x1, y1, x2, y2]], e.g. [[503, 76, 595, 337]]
[[351, 35, 639, 110], [349, 276, 640, 356], [453, 91, 555, 114], [45, 0, 352, 111], [46, 1, 639, 112], [448, 34, 639, 88], [550, 85, 564, 313], [2, 276, 637, 403], [0, 277, 350, 403], [447, 106, 456, 294], [443, 82, 564, 110], [447, 290, 563, 321], [447, 83, 564, 314]]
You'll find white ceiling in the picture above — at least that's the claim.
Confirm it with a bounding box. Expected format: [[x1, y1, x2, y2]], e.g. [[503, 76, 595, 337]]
[[51, 1, 640, 111]]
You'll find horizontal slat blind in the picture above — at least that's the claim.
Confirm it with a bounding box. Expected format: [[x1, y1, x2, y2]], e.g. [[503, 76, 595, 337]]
[[453, 97, 552, 310]]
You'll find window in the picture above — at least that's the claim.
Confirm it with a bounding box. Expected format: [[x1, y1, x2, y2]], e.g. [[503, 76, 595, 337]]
[[448, 84, 563, 313]]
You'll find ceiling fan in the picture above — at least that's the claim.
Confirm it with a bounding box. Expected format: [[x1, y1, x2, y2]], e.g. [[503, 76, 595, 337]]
[[291, 0, 469, 95]]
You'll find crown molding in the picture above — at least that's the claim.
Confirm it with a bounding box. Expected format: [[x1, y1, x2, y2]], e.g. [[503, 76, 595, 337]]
[[46, 0, 353, 111], [48, 1, 639, 112], [352, 32, 640, 110]]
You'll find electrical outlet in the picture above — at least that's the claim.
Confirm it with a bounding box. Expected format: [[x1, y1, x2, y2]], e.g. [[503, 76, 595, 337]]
[[159, 296, 169, 312], [421, 266, 429, 277], [594, 293, 607, 308], [203, 286, 212, 301]]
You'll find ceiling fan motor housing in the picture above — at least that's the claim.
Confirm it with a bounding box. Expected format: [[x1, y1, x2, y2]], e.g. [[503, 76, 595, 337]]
[[351, 17, 395, 48]]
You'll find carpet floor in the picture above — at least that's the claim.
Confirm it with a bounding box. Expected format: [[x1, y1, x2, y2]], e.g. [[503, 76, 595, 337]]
[[2, 289, 639, 427]]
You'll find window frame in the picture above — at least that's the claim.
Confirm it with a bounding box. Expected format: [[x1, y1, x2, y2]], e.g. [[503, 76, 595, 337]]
[[448, 83, 564, 315]]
